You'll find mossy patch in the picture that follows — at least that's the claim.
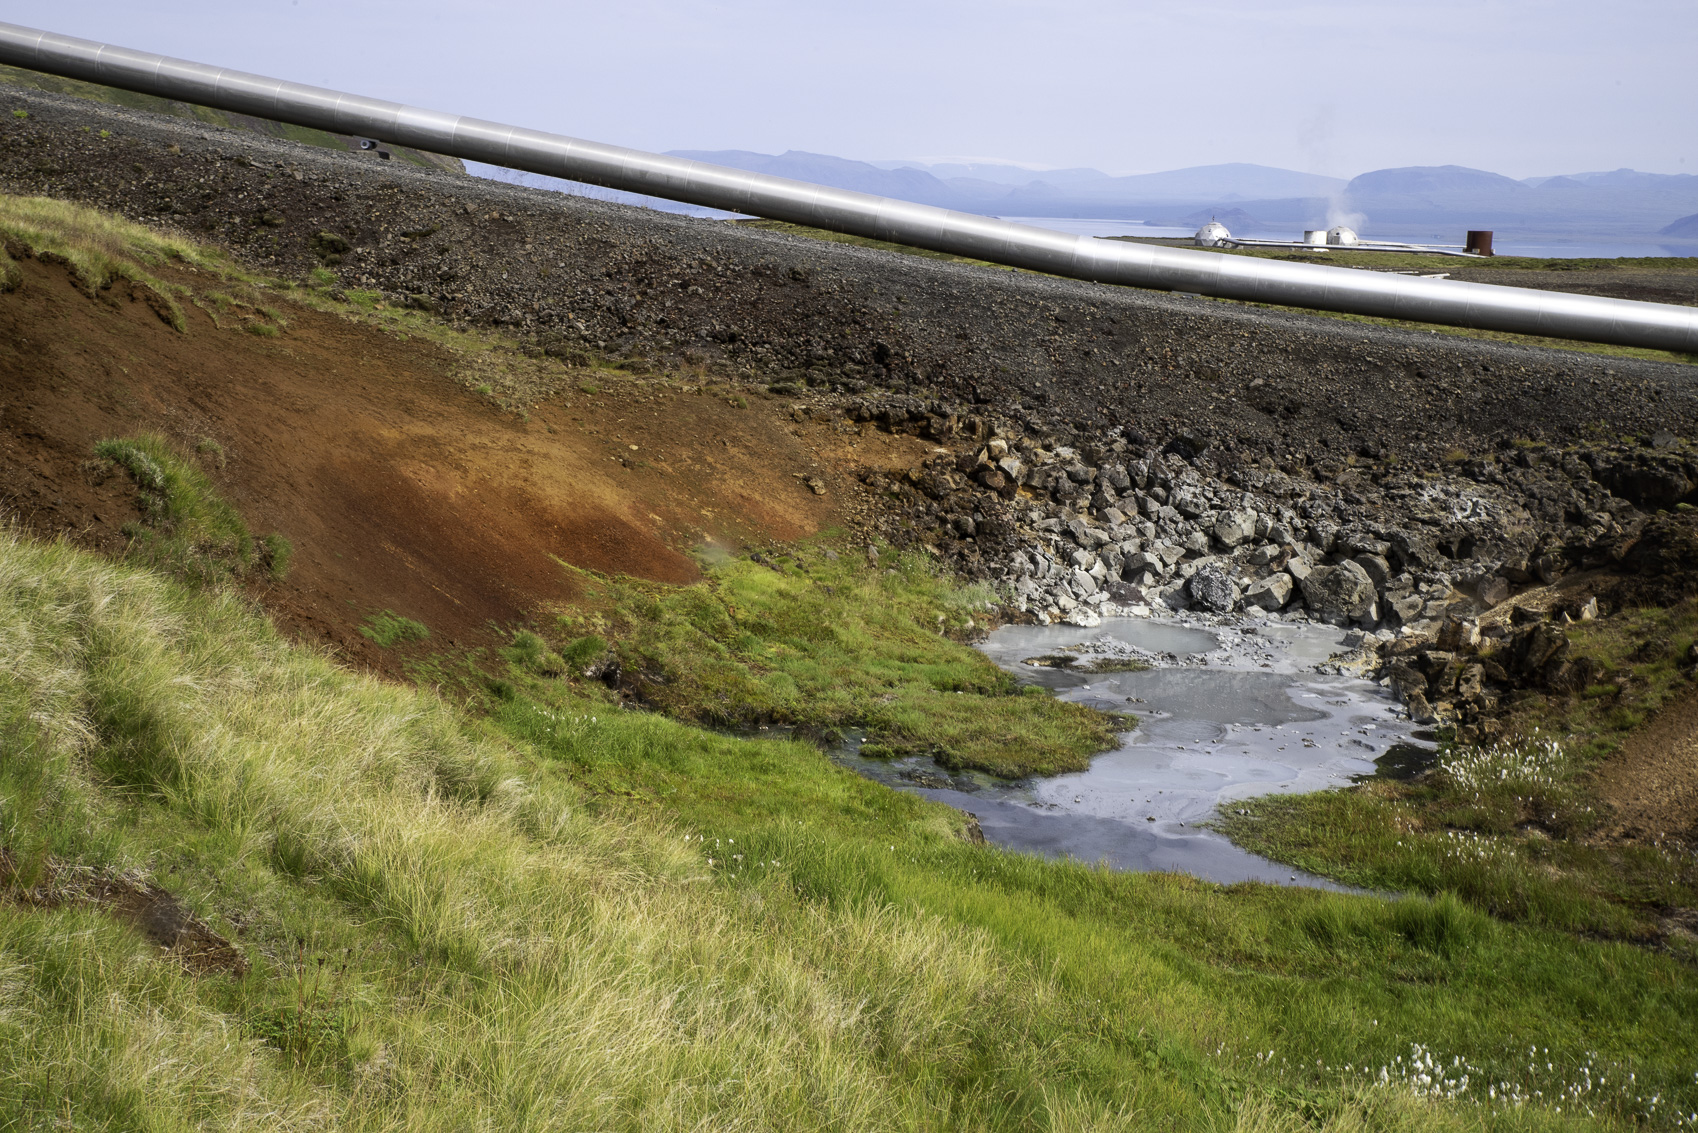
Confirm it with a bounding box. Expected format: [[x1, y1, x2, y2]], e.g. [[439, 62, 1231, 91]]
[[549, 545, 1125, 778]]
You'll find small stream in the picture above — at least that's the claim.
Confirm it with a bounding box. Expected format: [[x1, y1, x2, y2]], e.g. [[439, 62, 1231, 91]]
[[831, 616, 1429, 888]]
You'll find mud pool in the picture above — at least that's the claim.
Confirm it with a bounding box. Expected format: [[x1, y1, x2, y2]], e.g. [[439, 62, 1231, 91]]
[[832, 617, 1426, 889]]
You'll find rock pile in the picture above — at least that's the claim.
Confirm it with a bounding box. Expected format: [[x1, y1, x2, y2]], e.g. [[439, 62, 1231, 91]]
[[992, 444, 1502, 631], [837, 393, 1652, 640], [1373, 599, 1607, 741]]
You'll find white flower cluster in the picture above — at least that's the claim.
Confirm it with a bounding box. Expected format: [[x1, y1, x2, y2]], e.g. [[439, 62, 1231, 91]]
[[1381, 1044, 1695, 1125], [1223, 1040, 1695, 1126], [1438, 829, 1516, 865], [1379, 1043, 1473, 1101], [683, 833, 780, 876], [1439, 733, 1569, 793], [521, 704, 598, 742]]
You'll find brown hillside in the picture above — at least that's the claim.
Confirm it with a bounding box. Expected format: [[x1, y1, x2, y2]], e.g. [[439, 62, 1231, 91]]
[[0, 255, 932, 668]]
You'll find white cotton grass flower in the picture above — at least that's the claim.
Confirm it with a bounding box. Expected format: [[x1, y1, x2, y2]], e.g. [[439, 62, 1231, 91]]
[[1439, 829, 1516, 864], [1439, 732, 1569, 793], [1344, 1041, 1691, 1125]]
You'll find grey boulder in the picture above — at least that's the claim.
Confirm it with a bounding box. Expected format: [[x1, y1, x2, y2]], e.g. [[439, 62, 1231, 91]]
[[1300, 560, 1378, 626], [1243, 572, 1294, 611], [1353, 553, 1393, 588], [1213, 509, 1257, 548]]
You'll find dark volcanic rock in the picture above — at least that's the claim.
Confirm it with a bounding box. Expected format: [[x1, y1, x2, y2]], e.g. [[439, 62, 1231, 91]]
[[1608, 510, 1698, 605], [2, 83, 1697, 471]]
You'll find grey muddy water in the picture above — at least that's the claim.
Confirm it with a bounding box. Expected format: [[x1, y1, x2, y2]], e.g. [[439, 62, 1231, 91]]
[[832, 616, 1426, 888]]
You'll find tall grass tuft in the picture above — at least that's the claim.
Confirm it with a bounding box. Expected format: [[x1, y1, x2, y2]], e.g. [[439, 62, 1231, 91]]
[[93, 435, 273, 586], [0, 525, 1049, 1129], [590, 546, 1120, 777]]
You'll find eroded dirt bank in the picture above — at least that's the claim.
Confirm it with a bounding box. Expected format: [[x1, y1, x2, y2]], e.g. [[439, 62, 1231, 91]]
[[0, 254, 879, 668], [2, 83, 1696, 475]]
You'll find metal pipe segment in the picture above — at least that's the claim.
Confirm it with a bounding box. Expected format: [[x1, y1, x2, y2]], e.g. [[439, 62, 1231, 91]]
[[4, 20, 1696, 355]]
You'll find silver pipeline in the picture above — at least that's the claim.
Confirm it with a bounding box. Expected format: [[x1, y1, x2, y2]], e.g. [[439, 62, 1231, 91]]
[[2, 20, 1695, 355]]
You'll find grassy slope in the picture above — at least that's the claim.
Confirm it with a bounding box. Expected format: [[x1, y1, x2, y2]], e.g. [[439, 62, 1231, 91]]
[[0, 192, 297, 340], [3, 193, 1696, 1129], [3, 526, 1696, 1130], [1220, 602, 1698, 943], [92, 434, 293, 586]]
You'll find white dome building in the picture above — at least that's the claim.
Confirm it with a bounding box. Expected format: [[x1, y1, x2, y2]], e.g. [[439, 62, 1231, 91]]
[[1327, 225, 1360, 246], [1194, 221, 1232, 247]]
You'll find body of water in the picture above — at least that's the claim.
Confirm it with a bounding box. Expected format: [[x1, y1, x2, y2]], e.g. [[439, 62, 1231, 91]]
[[831, 616, 1424, 888]]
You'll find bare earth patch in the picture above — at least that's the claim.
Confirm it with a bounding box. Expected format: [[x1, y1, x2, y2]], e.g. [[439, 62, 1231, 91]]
[[1, 850, 248, 976], [0, 255, 934, 671], [1596, 685, 1698, 845]]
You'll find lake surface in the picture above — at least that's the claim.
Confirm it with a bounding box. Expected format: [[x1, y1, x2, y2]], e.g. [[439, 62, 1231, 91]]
[[831, 616, 1423, 888]]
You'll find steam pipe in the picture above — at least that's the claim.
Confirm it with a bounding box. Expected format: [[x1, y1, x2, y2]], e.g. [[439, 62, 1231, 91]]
[[2, 20, 1696, 355]]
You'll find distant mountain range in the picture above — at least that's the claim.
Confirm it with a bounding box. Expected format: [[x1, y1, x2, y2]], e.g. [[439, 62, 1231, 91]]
[[668, 150, 1346, 213], [665, 150, 1698, 247]]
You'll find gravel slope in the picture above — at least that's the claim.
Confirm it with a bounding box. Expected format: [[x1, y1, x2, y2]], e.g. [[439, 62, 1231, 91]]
[[3, 82, 1697, 472]]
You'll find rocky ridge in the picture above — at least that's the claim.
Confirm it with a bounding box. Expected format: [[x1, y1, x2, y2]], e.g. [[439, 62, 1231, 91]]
[[818, 388, 1698, 742], [4, 83, 1698, 478]]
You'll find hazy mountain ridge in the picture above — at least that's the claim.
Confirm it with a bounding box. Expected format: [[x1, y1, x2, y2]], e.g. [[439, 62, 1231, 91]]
[[1333, 165, 1698, 238], [668, 150, 1345, 212]]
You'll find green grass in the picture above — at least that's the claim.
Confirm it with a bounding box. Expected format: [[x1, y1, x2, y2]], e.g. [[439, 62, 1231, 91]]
[[261, 532, 293, 580], [1217, 776, 1696, 944], [0, 192, 306, 341], [553, 544, 1123, 778], [359, 609, 430, 647], [94, 434, 290, 586], [0, 194, 227, 327], [1537, 601, 1698, 761], [2, 523, 1694, 1129]]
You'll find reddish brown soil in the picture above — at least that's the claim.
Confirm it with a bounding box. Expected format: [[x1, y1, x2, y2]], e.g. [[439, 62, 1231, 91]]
[[0, 258, 933, 671], [1596, 688, 1698, 846]]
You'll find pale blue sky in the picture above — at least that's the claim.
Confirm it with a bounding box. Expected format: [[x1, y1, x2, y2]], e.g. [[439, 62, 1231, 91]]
[[9, 0, 1695, 180]]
